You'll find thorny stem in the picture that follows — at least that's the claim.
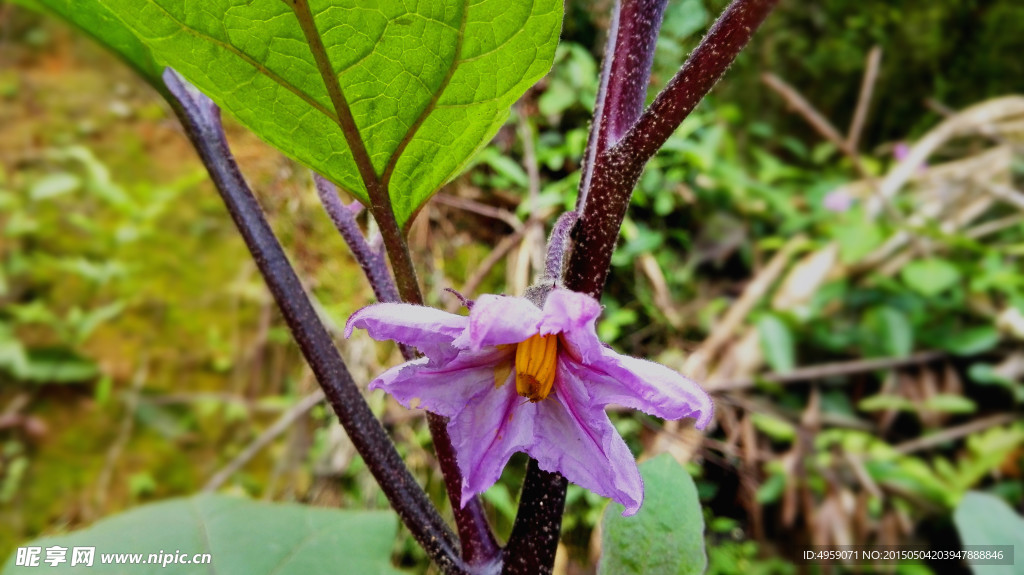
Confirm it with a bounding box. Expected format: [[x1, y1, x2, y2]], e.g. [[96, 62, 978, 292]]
[[162, 69, 467, 575], [566, 0, 779, 299], [507, 0, 779, 572], [289, 2, 499, 566]]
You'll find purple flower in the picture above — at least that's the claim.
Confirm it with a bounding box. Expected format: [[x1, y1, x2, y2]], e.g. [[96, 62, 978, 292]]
[[345, 287, 713, 515]]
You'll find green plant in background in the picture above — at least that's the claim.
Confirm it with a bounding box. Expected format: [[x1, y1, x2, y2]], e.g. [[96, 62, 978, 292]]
[[0, 146, 171, 385]]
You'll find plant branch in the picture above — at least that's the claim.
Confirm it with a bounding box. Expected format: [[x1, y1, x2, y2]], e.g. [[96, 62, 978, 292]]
[[566, 0, 778, 299], [579, 0, 669, 208], [203, 388, 326, 492], [162, 69, 467, 575], [711, 351, 947, 392], [314, 174, 401, 304], [846, 46, 882, 153], [501, 459, 567, 575]]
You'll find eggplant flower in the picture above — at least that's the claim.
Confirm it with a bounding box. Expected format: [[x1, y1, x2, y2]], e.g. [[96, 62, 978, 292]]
[[345, 288, 712, 515]]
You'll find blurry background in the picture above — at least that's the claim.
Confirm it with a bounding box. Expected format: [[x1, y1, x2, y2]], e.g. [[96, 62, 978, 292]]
[[2, 0, 1023, 572]]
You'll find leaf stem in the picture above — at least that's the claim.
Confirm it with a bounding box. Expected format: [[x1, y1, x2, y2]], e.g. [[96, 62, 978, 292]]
[[162, 69, 467, 574], [287, 0, 421, 306]]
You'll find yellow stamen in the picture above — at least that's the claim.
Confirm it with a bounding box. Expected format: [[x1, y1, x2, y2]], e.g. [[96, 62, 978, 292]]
[[514, 333, 558, 402]]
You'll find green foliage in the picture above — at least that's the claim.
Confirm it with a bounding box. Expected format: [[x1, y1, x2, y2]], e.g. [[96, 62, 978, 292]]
[[719, 0, 1024, 141], [756, 313, 796, 373], [704, 516, 794, 575], [0, 147, 146, 385], [901, 258, 962, 297], [35, 0, 563, 228], [1, 495, 404, 575], [598, 455, 706, 575], [954, 492, 1024, 575], [813, 425, 1024, 509]]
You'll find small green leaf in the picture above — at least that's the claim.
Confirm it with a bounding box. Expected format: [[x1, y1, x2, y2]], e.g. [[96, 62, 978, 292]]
[[941, 326, 1000, 356], [38, 0, 563, 228], [598, 455, 706, 575], [954, 492, 1024, 575], [858, 394, 914, 412], [13, 348, 99, 384], [2, 494, 405, 575], [755, 471, 786, 504], [968, 364, 1024, 401], [862, 306, 913, 357], [756, 313, 796, 373], [833, 217, 883, 264], [902, 258, 961, 297], [751, 413, 796, 442], [921, 394, 976, 414], [29, 173, 80, 201]]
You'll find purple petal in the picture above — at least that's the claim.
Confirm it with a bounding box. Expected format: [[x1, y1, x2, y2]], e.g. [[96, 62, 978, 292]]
[[451, 294, 543, 350], [367, 347, 512, 418], [571, 350, 713, 429], [538, 288, 604, 363], [447, 382, 537, 507], [346, 303, 468, 363], [531, 363, 644, 515]]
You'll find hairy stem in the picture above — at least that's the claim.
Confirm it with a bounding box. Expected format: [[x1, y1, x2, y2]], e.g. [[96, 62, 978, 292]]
[[567, 0, 779, 298], [501, 460, 567, 575], [163, 69, 466, 575], [579, 0, 669, 207], [314, 174, 400, 304]]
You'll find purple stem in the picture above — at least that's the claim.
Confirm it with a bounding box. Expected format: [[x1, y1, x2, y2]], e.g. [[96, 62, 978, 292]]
[[507, 1, 778, 572], [579, 0, 669, 208], [501, 459, 567, 575], [314, 173, 400, 304], [162, 69, 468, 575], [544, 211, 578, 281], [567, 0, 779, 299]]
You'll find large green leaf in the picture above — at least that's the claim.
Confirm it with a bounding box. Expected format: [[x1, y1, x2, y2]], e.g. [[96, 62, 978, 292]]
[[35, 0, 562, 228], [2, 494, 404, 574], [954, 491, 1024, 575], [598, 455, 707, 575]]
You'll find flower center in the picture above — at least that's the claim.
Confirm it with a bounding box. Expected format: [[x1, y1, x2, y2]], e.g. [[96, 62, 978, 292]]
[[514, 333, 558, 402]]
